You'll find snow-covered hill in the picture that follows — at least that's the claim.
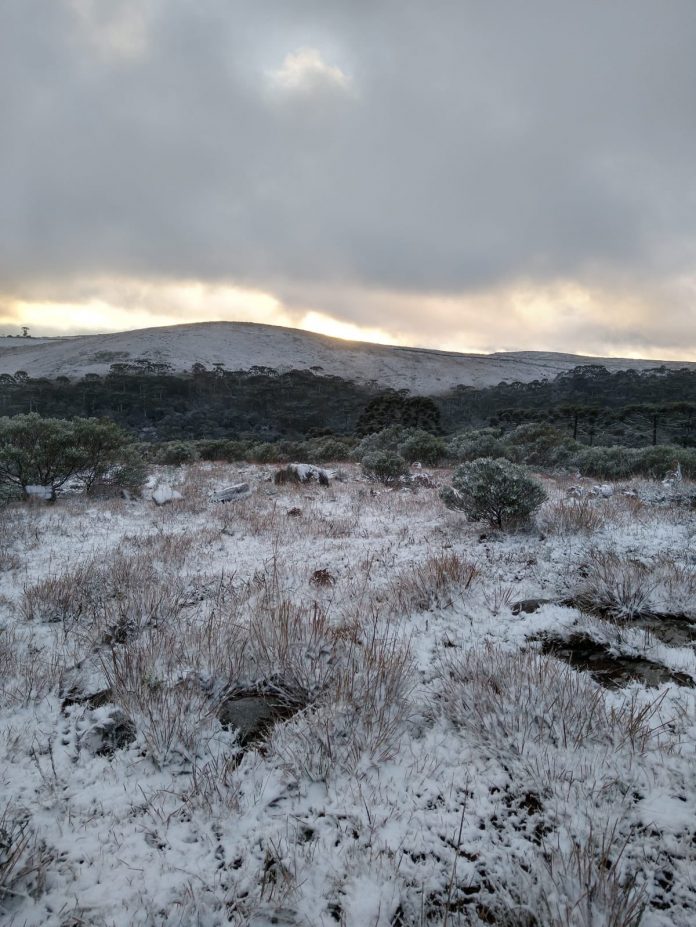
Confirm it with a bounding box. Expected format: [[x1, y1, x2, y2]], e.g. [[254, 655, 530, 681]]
[[0, 322, 693, 393]]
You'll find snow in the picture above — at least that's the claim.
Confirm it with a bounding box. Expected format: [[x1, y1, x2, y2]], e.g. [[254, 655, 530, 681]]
[[0, 465, 695, 925], [1, 321, 693, 393]]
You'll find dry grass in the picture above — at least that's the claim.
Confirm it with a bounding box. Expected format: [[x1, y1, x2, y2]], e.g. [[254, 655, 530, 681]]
[[574, 550, 696, 620], [437, 644, 674, 754], [538, 496, 605, 536], [0, 804, 51, 909], [387, 551, 479, 614]]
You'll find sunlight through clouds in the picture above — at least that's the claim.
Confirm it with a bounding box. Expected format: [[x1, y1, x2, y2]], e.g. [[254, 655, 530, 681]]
[[266, 47, 352, 95]]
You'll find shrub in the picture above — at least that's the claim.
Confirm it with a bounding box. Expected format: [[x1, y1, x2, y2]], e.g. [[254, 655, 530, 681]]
[[248, 442, 284, 463], [446, 428, 510, 463], [0, 413, 136, 498], [196, 439, 249, 462], [361, 451, 409, 484], [397, 431, 447, 466], [304, 437, 354, 463], [351, 425, 412, 461], [440, 457, 547, 529], [155, 441, 199, 466]]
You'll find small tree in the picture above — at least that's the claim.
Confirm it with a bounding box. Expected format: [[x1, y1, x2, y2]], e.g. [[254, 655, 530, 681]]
[[440, 457, 547, 529], [0, 413, 138, 498]]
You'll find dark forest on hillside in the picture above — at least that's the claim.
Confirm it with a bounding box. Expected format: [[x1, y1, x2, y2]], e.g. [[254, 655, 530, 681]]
[[1, 361, 696, 447]]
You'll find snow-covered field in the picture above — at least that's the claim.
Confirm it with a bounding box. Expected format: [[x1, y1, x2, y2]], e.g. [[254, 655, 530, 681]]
[[1, 465, 695, 926]]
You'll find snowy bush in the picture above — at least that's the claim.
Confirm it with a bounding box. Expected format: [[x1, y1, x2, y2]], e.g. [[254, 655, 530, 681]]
[[440, 457, 547, 529], [361, 451, 409, 484]]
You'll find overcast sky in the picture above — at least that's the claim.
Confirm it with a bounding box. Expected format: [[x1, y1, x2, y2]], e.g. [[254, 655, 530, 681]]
[[1, 0, 695, 357]]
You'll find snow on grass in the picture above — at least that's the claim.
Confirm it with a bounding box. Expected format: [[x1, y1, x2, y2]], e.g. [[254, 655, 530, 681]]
[[0, 464, 695, 925]]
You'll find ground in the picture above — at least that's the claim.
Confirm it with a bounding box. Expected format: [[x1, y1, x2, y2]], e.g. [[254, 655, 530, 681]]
[[0, 464, 695, 926]]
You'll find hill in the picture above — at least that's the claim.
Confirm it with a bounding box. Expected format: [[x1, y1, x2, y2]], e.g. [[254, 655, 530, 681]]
[[1, 322, 693, 393]]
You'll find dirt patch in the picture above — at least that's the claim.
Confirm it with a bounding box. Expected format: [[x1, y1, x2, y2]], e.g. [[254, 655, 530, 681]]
[[540, 634, 694, 689]]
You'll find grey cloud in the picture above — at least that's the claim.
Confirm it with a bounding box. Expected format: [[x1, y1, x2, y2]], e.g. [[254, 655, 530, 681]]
[[1, 0, 696, 342]]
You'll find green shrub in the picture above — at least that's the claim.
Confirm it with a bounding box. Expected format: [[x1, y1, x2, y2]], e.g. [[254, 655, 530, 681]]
[[304, 437, 354, 463], [196, 439, 250, 461], [155, 441, 199, 466], [361, 451, 409, 484], [351, 425, 412, 461], [397, 431, 447, 466], [0, 413, 137, 497], [248, 442, 284, 464], [440, 457, 547, 529], [446, 428, 510, 463]]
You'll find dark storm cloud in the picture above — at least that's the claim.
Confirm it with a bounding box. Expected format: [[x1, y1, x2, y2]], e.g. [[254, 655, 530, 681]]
[[1, 0, 695, 344]]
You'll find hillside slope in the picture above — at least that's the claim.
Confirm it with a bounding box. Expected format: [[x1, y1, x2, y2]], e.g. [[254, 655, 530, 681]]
[[0, 322, 692, 393]]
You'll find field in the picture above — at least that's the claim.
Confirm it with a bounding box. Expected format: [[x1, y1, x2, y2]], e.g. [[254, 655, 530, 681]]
[[1, 464, 695, 926]]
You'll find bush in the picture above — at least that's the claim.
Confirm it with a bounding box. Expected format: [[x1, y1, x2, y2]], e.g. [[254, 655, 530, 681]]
[[397, 431, 447, 466], [304, 437, 354, 464], [155, 441, 199, 466], [196, 439, 249, 462], [351, 425, 412, 461], [0, 413, 137, 498], [446, 428, 510, 463], [361, 451, 409, 484], [248, 442, 284, 463], [440, 457, 547, 529]]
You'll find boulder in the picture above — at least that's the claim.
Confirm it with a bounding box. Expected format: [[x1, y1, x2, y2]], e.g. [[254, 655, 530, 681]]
[[151, 484, 183, 505], [210, 482, 251, 503], [79, 706, 136, 756]]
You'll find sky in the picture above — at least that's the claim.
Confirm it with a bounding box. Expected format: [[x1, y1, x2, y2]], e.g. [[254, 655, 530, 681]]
[[1, 0, 696, 358]]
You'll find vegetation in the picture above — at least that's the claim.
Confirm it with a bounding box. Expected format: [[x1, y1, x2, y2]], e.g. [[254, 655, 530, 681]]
[[441, 457, 547, 529], [0, 414, 145, 498], [361, 450, 409, 484]]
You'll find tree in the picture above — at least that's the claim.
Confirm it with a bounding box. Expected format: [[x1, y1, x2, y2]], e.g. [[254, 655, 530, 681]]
[[0, 413, 138, 498]]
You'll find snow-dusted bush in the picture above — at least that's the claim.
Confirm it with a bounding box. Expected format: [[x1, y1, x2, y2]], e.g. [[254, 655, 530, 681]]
[[361, 451, 409, 484], [440, 457, 547, 529]]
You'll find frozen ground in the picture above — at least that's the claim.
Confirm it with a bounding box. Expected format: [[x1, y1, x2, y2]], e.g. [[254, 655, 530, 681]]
[[1, 465, 695, 926]]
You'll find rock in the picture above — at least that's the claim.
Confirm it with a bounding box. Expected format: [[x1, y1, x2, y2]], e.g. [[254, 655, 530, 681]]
[[274, 464, 330, 486], [151, 484, 183, 505], [79, 706, 136, 756], [218, 696, 290, 745], [590, 483, 614, 498], [25, 484, 55, 502], [511, 598, 556, 615], [210, 482, 251, 503]]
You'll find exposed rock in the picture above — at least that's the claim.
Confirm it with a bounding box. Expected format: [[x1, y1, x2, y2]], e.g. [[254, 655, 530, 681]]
[[79, 706, 137, 756], [218, 695, 298, 746], [25, 484, 55, 502], [210, 482, 251, 503], [151, 484, 183, 505], [274, 464, 330, 486], [511, 598, 556, 615]]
